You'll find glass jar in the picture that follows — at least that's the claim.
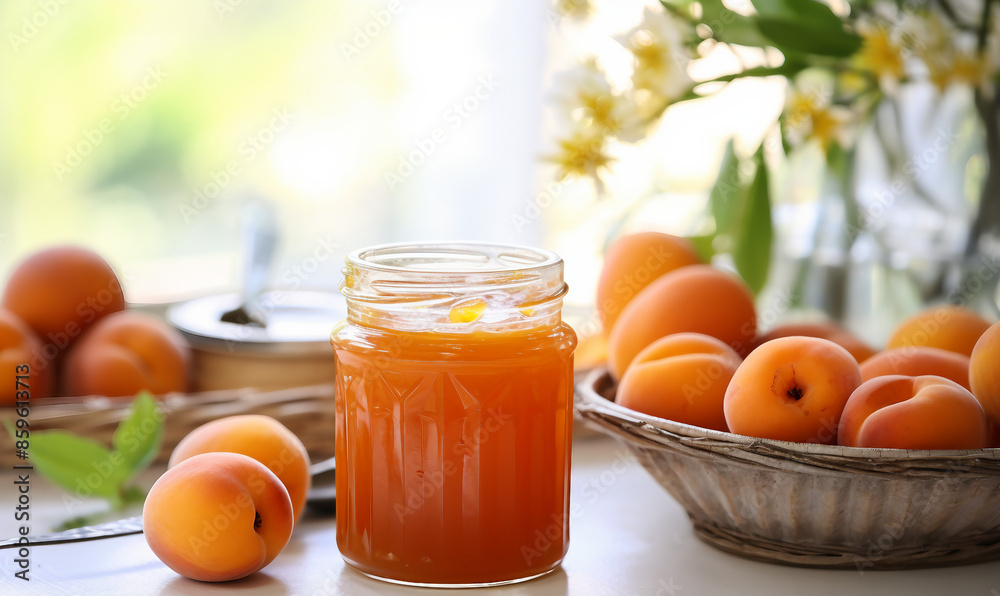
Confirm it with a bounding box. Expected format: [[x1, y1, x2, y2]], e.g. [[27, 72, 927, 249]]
[[331, 243, 577, 587]]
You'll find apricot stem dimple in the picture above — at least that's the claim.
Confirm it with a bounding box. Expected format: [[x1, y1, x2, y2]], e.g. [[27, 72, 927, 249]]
[[254, 511, 262, 531]]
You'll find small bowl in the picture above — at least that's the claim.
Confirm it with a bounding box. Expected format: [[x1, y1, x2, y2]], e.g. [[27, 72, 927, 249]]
[[575, 367, 1000, 570], [167, 290, 345, 392]]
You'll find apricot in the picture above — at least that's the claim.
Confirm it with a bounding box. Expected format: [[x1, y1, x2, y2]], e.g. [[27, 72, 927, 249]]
[[597, 232, 701, 335], [838, 375, 989, 450], [970, 320, 1000, 430], [754, 320, 876, 364], [860, 347, 970, 390], [143, 452, 294, 582], [62, 311, 190, 397], [0, 308, 53, 404], [2, 246, 125, 347], [887, 305, 990, 357], [616, 333, 741, 431], [574, 332, 608, 372], [723, 336, 861, 444], [170, 415, 311, 522], [607, 265, 756, 379]]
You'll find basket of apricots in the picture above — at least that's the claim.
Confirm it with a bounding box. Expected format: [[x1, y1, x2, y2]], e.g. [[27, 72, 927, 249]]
[[575, 232, 1000, 569], [0, 246, 335, 468]]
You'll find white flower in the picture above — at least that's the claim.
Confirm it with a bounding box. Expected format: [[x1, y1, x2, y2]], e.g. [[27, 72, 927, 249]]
[[551, 59, 643, 141], [615, 7, 693, 102], [784, 71, 855, 151]]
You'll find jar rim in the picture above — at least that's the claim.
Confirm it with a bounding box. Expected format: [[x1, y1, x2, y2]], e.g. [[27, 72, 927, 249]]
[[341, 242, 567, 332], [346, 242, 563, 275]]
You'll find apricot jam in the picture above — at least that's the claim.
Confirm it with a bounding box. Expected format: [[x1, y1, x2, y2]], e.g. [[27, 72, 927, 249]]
[[331, 243, 577, 587]]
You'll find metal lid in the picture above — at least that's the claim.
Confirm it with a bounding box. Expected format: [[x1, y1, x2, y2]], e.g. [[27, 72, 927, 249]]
[[167, 290, 346, 355]]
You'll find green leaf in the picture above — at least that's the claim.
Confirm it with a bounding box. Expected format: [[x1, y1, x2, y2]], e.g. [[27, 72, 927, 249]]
[[112, 391, 164, 474], [756, 19, 861, 57], [28, 431, 130, 504], [752, 0, 861, 57], [687, 234, 717, 262], [709, 139, 742, 241], [698, 61, 809, 86], [121, 485, 148, 506], [732, 148, 773, 294], [697, 0, 771, 48]]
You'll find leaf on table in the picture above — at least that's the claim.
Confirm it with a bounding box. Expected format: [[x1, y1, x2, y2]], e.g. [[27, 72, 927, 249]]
[[112, 391, 164, 474], [28, 431, 130, 505]]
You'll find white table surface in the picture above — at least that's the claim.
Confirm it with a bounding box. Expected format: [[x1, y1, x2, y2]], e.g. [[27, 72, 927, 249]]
[[1, 433, 999, 596]]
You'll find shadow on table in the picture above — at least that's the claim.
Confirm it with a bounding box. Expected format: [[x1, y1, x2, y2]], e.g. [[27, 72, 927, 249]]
[[156, 571, 287, 595]]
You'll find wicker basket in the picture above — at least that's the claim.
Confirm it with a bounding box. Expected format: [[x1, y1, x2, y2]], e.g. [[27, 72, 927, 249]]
[[575, 367, 1000, 570], [0, 383, 335, 468]]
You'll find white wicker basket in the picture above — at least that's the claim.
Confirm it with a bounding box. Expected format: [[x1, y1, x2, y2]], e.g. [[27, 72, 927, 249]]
[[575, 368, 1000, 569]]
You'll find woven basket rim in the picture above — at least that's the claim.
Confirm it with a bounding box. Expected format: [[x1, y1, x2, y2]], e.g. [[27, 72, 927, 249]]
[[575, 367, 1000, 465]]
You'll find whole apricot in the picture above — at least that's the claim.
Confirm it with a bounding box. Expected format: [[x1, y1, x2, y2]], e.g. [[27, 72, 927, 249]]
[[607, 265, 756, 379], [143, 452, 294, 582], [754, 320, 876, 364], [596, 232, 700, 335], [2, 246, 125, 347], [170, 415, 311, 522], [723, 336, 861, 444], [860, 347, 970, 390], [887, 305, 990, 357], [838, 375, 989, 450], [62, 311, 190, 397], [616, 333, 741, 431], [0, 308, 53, 404], [970, 320, 1000, 430]]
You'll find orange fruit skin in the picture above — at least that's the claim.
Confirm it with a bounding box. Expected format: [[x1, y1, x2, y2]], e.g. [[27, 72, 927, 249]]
[[723, 336, 861, 444], [838, 375, 989, 450], [1, 246, 125, 347], [860, 347, 970, 390], [616, 333, 741, 432], [62, 311, 190, 397], [170, 415, 312, 523], [143, 452, 294, 582], [970, 320, 1000, 432], [887, 305, 990, 357], [607, 265, 756, 379], [754, 321, 876, 364], [596, 232, 700, 335], [0, 308, 53, 403]]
